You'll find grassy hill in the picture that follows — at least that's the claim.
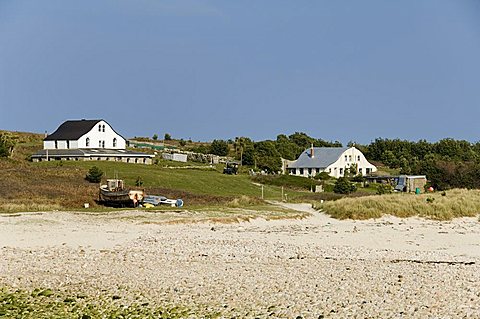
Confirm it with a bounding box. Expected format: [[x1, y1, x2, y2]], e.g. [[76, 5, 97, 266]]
[[0, 131, 312, 213]]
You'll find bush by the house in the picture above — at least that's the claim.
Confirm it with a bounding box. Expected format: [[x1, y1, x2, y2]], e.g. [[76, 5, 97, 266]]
[[85, 166, 103, 183], [333, 177, 356, 194], [314, 172, 332, 180], [376, 184, 393, 195]]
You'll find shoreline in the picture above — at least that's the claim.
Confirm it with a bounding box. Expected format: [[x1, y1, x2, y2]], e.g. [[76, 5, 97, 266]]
[[1, 204, 479, 317]]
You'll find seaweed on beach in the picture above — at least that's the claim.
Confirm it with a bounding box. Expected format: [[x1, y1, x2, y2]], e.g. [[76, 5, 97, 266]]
[[0, 286, 218, 319]]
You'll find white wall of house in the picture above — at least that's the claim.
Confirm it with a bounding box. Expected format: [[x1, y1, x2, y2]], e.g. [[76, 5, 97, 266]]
[[44, 141, 56, 149], [77, 121, 126, 149], [288, 147, 377, 178], [290, 167, 324, 177], [44, 120, 126, 150], [326, 147, 377, 178]]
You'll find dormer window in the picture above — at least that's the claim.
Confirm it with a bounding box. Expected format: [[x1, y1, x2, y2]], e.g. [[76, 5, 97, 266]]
[[113, 138, 117, 148], [86, 138, 90, 147]]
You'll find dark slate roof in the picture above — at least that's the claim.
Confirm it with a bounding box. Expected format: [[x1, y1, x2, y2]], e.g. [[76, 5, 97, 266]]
[[44, 120, 101, 141], [31, 148, 154, 158], [288, 147, 349, 168]]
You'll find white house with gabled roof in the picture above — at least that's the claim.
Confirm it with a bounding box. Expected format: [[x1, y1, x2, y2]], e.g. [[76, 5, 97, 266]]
[[287, 146, 377, 178], [43, 119, 126, 150], [32, 119, 154, 164]]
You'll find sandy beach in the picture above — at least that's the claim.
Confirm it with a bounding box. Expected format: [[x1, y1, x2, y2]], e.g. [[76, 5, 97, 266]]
[[1, 203, 480, 318]]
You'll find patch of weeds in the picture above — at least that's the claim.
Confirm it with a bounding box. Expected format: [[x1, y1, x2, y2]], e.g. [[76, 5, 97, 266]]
[[0, 286, 220, 318]]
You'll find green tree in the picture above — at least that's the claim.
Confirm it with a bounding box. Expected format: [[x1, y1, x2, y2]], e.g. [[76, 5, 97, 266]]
[[85, 166, 103, 183], [275, 134, 301, 160], [234, 137, 254, 163], [381, 150, 399, 168], [164, 133, 172, 141], [152, 134, 158, 141], [210, 139, 229, 156], [333, 177, 356, 194], [254, 140, 282, 173], [289, 132, 315, 150], [242, 145, 255, 166]]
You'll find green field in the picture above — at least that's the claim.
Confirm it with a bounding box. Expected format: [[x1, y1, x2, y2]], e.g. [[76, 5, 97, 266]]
[[0, 155, 312, 213], [49, 160, 305, 199], [0, 131, 319, 213]]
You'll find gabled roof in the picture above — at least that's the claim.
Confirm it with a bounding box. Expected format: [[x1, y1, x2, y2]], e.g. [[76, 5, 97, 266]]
[[288, 147, 349, 168], [44, 120, 101, 141]]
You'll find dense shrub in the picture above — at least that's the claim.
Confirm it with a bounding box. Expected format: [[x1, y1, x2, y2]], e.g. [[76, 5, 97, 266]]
[[376, 184, 393, 195], [314, 172, 332, 180], [253, 141, 283, 173], [333, 177, 356, 194], [210, 139, 229, 156], [350, 174, 365, 183], [411, 158, 480, 190], [85, 166, 103, 183]]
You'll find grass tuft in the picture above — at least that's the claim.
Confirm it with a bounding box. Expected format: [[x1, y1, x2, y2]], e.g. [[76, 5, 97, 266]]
[[315, 189, 480, 220]]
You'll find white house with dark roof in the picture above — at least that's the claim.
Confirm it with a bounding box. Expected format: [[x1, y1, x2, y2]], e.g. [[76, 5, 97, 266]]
[[287, 146, 377, 178], [43, 119, 126, 150], [32, 119, 154, 164]]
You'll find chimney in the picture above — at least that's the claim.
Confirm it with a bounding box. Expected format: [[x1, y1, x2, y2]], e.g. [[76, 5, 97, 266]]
[[310, 143, 314, 158]]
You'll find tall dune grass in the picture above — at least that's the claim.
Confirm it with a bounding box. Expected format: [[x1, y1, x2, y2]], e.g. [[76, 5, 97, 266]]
[[316, 189, 480, 220]]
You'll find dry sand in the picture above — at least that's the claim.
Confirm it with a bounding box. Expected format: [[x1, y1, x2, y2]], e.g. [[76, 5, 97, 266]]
[[1, 203, 480, 318]]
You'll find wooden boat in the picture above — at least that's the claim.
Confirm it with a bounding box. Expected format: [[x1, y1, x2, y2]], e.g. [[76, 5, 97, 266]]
[[99, 179, 144, 207]]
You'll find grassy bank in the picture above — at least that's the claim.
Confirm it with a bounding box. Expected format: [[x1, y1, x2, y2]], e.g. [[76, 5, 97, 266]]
[[315, 189, 480, 220], [0, 286, 218, 319], [0, 157, 309, 212]]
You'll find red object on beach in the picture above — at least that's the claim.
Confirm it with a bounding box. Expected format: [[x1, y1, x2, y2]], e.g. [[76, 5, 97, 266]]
[[428, 186, 434, 192]]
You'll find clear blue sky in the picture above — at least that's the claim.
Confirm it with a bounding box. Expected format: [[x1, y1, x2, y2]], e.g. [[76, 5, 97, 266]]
[[1, 0, 480, 144]]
